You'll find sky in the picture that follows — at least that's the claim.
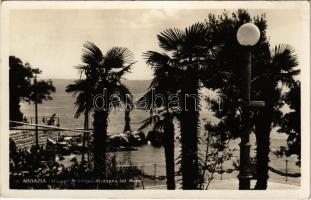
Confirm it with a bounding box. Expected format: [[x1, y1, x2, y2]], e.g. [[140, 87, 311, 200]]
[[9, 8, 309, 80]]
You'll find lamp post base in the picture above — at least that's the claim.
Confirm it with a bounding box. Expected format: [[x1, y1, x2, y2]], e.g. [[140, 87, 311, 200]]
[[238, 174, 253, 190], [238, 141, 253, 190]]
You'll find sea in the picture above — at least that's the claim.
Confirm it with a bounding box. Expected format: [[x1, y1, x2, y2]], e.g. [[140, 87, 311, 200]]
[[20, 79, 300, 184]]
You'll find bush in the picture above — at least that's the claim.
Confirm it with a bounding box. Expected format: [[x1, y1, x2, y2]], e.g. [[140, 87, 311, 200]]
[[10, 147, 142, 189]]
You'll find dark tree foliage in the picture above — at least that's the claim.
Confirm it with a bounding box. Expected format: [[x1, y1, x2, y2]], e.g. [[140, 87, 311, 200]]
[[202, 12, 270, 190], [276, 81, 301, 166], [9, 56, 55, 122], [202, 10, 299, 189], [140, 10, 279, 189]]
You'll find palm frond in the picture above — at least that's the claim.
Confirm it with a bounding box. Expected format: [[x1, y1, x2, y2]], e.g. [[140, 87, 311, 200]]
[[138, 114, 161, 131], [184, 22, 209, 47], [143, 50, 182, 95], [66, 78, 93, 118], [103, 47, 134, 70], [71, 89, 93, 118], [271, 44, 299, 72], [109, 61, 136, 81], [143, 51, 171, 66], [66, 79, 87, 96], [81, 42, 103, 67], [278, 69, 301, 87], [74, 96, 89, 118], [157, 28, 184, 52]]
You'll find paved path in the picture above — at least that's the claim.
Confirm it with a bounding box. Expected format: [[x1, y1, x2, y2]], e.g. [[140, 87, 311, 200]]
[[208, 179, 299, 190], [139, 179, 300, 190]]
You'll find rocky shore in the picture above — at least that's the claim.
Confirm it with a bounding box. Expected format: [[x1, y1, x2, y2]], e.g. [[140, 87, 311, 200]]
[[10, 129, 165, 154]]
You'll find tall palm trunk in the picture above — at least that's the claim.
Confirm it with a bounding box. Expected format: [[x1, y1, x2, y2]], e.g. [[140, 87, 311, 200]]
[[180, 110, 199, 189], [93, 110, 108, 176], [180, 74, 200, 189], [254, 84, 274, 189], [124, 105, 131, 133], [82, 111, 89, 162], [163, 116, 175, 189]]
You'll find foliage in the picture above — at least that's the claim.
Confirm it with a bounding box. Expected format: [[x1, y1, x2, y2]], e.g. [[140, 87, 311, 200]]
[[66, 78, 94, 119], [198, 120, 236, 189], [10, 143, 141, 189], [201, 10, 269, 133], [200, 10, 300, 189], [275, 81, 301, 166], [9, 56, 55, 121]]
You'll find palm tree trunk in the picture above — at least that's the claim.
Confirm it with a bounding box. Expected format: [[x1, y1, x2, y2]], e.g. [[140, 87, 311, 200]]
[[180, 75, 199, 189], [254, 87, 274, 189], [163, 116, 175, 189], [82, 111, 89, 162], [124, 105, 131, 133], [93, 110, 108, 177], [180, 110, 199, 189]]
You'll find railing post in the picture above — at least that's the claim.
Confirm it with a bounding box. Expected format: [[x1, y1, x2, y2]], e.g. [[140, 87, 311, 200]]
[[220, 162, 223, 180], [57, 117, 61, 141], [87, 132, 90, 162], [285, 160, 288, 182], [105, 162, 108, 179], [140, 165, 145, 190], [154, 164, 157, 186]]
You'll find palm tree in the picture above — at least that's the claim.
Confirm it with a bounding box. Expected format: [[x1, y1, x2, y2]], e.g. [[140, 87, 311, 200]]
[[138, 110, 177, 189], [137, 50, 183, 189], [252, 44, 299, 189], [66, 78, 93, 162], [75, 42, 135, 176], [144, 23, 211, 189]]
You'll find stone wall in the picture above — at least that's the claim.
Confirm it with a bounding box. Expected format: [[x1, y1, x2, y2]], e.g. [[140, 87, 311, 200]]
[[10, 129, 59, 150]]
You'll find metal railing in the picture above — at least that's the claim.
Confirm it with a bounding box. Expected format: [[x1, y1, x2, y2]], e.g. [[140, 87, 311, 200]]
[[9, 121, 301, 189], [125, 159, 301, 189]]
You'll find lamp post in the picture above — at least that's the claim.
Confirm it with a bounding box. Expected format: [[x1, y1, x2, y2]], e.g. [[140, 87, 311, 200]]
[[34, 76, 39, 148], [236, 23, 260, 190]]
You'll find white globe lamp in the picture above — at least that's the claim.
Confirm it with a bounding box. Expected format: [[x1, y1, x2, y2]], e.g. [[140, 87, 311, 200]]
[[236, 23, 260, 46]]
